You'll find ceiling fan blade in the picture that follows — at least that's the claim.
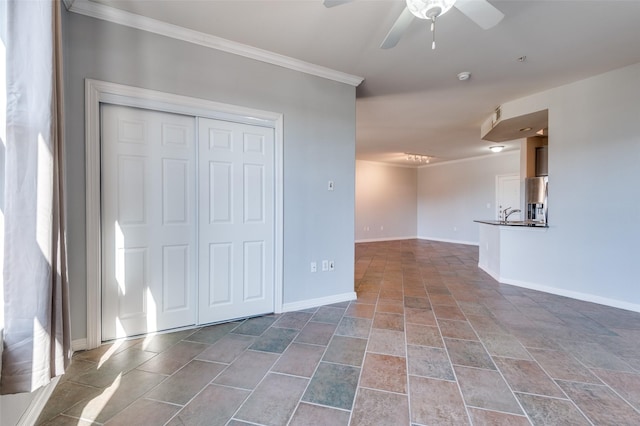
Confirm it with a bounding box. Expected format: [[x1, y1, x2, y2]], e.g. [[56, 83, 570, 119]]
[[454, 0, 504, 30], [380, 7, 415, 49], [323, 0, 352, 8]]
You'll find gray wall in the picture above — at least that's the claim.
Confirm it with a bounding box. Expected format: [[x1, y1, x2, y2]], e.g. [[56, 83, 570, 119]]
[[355, 161, 417, 241], [64, 12, 356, 340], [417, 152, 520, 244], [492, 62, 640, 308]]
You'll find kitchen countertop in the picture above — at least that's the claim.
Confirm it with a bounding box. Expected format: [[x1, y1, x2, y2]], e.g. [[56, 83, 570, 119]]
[[474, 219, 548, 228]]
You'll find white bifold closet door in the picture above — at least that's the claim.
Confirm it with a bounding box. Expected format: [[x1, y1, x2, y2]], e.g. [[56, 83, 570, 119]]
[[197, 118, 275, 324], [101, 105, 275, 341], [101, 105, 197, 340]]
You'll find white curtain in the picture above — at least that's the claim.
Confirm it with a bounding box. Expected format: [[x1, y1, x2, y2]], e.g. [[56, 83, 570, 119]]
[[0, 0, 71, 394]]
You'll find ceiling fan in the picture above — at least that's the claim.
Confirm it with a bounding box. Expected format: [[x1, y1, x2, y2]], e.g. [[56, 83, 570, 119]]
[[324, 0, 504, 50]]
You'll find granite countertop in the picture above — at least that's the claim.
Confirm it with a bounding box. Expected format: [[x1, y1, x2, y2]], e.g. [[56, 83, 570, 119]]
[[474, 219, 548, 228]]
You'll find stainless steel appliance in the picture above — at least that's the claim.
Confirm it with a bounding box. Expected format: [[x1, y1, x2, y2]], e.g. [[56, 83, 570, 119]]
[[525, 176, 548, 223]]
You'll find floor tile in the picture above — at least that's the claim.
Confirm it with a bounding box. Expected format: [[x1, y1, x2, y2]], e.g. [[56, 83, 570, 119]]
[[494, 357, 564, 397], [213, 350, 279, 389], [407, 345, 455, 381], [104, 398, 180, 425], [136, 341, 208, 375], [409, 375, 469, 425], [360, 353, 407, 393], [376, 300, 405, 314], [134, 329, 198, 353], [64, 369, 166, 423], [41, 240, 640, 426], [405, 323, 443, 348], [557, 379, 640, 425], [294, 321, 337, 346], [372, 312, 404, 331], [250, 327, 299, 353], [73, 347, 157, 388], [592, 368, 640, 410], [145, 360, 226, 405], [528, 348, 602, 383], [344, 303, 375, 319], [466, 314, 507, 336], [480, 332, 532, 360], [404, 307, 437, 326], [516, 393, 590, 426], [169, 384, 249, 426], [272, 311, 313, 329], [367, 328, 406, 357], [234, 373, 308, 426], [288, 402, 350, 426], [312, 306, 347, 324], [59, 358, 99, 384], [302, 362, 360, 410], [272, 342, 325, 377], [72, 339, 143, 363], [185, 322, 239, 344], [559, 340, 635, 372], [467, 407, 530, 426], [404, 296, 430, 309], [432, 304, 466, 321], [36, 381, 102, 424], [40, 415, 96, 426], [335, 316, 371, 339], [454, 365, 522, 415], [323, 335, 367, 367], [438, 319, 478, 340], [195, 333, 255, 364], [444, 338, 495, 370], [232, 316, 278, 336], [351, 388, 410, 425]]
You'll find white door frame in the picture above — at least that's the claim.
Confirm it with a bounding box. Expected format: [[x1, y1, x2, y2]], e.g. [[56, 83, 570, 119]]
[[85, 79, 284, 349]]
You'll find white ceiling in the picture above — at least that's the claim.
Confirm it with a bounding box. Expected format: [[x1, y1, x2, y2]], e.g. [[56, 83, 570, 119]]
[[90, 0, 640, 165]]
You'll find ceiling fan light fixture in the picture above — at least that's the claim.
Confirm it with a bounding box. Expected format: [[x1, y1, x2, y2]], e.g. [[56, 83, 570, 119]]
[[406, 0, 456, 20]]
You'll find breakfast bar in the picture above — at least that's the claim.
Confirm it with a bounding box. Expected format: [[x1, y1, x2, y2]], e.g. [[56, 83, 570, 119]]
[[474, 220, 549, 286]]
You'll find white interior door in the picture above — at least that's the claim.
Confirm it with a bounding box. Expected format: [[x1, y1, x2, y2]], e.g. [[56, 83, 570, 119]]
[[496, 174, 521, 220], [198, 118, 275, 324], [101, 105, 197, 340]]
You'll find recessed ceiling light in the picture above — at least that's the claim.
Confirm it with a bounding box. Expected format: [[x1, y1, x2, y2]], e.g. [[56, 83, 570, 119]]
[[489, 146, 504, 153], [457, 72, 471, 81], [519, 127, 532, 132]]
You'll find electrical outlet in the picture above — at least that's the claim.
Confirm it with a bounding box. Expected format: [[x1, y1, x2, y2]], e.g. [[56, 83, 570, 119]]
[[310, 262, 317, 273], [329, 260, 335, 271], [322, 260, 329, 271]]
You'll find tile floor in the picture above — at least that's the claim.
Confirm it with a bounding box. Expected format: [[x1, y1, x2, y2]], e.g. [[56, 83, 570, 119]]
[[38, 239, 640, 425]]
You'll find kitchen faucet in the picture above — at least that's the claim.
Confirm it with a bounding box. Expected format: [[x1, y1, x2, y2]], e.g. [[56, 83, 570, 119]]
[[503, 207, 521, 221]]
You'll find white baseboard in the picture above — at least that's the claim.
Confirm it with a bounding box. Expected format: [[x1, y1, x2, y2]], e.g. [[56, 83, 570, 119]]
[[282, 292, 357, 312], [355, 236, 417, 243], [72, 338, 87, 352], [417, 236, 479, 246], [478, 263, 500, 282], [479, 264, 640, 314]]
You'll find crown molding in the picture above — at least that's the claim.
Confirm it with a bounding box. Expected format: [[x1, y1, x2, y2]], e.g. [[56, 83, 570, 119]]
[[66, 0, 364, 87]]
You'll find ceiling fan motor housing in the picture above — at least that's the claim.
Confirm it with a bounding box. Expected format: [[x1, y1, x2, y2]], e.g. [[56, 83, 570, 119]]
[[406, 0, 457, 20]]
